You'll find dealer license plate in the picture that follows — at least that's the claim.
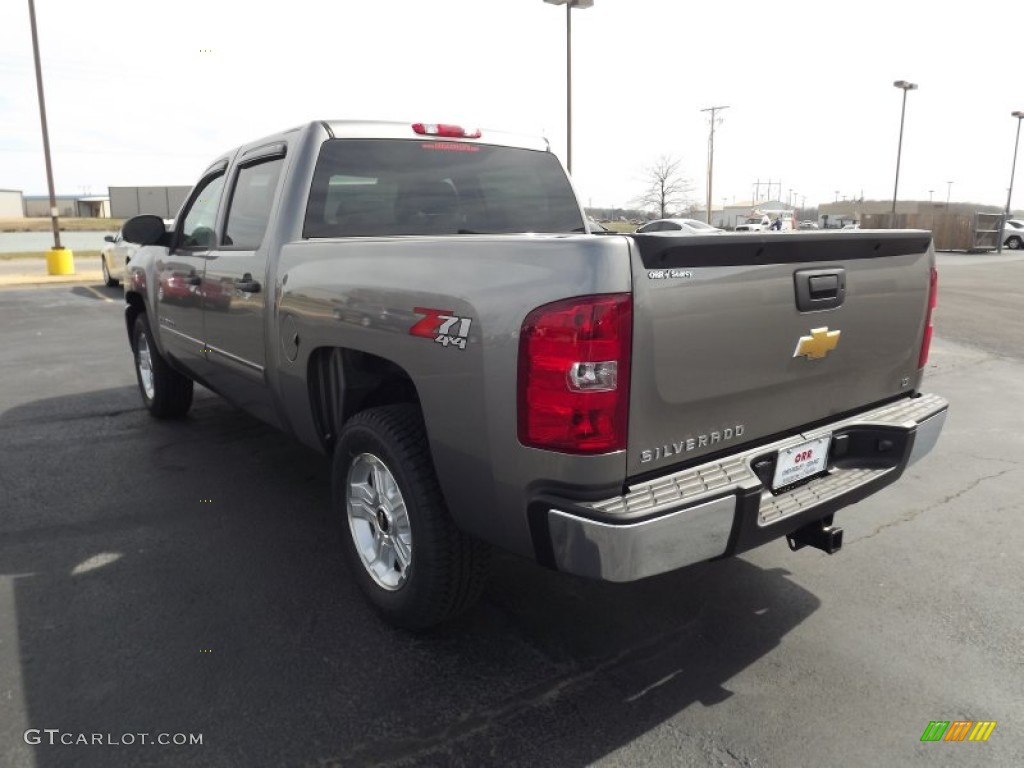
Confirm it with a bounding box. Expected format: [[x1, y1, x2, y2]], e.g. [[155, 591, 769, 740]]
[[772, 435, 831, 490]]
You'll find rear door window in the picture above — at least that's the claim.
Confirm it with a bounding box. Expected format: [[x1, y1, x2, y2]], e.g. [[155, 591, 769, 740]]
[[223, 157, 284, 249], [303, 139, 583, 238]]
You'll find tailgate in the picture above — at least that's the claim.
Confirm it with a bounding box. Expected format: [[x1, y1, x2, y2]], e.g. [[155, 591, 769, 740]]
[[626, 230, 934, 478]]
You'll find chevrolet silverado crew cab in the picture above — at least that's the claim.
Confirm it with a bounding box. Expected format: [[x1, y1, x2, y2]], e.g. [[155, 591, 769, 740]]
[[121, 120, 947, 628]]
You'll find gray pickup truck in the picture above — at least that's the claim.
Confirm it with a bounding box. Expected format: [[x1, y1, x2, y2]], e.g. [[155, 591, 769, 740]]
[[121, 119, 947, 628]]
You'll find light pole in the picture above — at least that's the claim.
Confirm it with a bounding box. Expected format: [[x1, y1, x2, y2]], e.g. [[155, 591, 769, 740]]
[[27, 0, 61, 251], [997, 111, 1024, 254], [891, 80, 918, 215], [701, 105, 728, 224], [543, 0, 593, 175], [946, 181, 953, 206]]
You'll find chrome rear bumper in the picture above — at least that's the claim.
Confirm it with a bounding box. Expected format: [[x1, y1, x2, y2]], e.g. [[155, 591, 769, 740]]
[[546, 394, 948, 582]]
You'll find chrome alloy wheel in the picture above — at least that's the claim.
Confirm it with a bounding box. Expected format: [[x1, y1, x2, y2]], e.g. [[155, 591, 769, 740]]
[[136, 329, 155, 400], [346, 453, 413, 590]]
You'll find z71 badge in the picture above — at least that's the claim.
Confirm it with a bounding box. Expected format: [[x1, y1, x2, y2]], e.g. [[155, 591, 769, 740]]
[[409, 307, 473, 350]]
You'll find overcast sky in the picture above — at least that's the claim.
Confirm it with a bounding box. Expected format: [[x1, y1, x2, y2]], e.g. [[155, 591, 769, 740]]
[[1, 0, 1021, 212]]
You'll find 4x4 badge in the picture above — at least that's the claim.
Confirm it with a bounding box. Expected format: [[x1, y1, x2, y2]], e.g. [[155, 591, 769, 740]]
[[794, 327, 840, 360], [409, 307, 472, 350]]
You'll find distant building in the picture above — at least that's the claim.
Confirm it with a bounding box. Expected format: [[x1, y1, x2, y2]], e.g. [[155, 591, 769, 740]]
[[77, 196, 110, 217], [23, 194, 110, 218], [0, 189, 24, 218], [109, 186, 192, 219], [816, 199, 1003, 229]]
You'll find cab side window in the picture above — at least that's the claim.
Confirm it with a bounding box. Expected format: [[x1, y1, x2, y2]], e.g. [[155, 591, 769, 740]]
[[180, 174, 226, 249], [223, 157, 284, 249]]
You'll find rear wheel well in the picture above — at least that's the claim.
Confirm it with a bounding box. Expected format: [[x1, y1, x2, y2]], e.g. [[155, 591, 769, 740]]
[[125, 291, 145, 348], [309, 347, 420, 453]]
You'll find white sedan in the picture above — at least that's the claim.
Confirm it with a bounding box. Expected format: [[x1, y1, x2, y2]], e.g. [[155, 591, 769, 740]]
[[635, 218, 725, 234], [100, 230, 135, 287], [101, 219, 173, 286]]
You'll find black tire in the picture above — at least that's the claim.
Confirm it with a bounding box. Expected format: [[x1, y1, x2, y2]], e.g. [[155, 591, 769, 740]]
[[102, 256, 119, 287], [333, 405, 489, 629], [1007, 236, 1022, 250], [131, 312, 193, 418]]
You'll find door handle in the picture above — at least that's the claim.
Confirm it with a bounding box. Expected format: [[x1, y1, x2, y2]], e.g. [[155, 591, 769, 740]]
[[235, 274, 261, 293], [794, 268, 845, 312], [809, 274, 839, 299]]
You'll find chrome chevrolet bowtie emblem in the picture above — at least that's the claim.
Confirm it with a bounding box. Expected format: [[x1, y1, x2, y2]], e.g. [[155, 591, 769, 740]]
[[794, 327, 841, 360]]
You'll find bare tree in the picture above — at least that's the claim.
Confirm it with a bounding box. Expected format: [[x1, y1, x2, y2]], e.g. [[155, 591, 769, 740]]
[[633, 156, 693, 218]]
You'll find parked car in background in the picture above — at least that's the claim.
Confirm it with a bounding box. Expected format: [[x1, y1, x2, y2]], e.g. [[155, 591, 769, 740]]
[[102, 220, 174, 287], [841, 223, 861, 231], [798, 220, 819, 230], [635, 218, 724, 234], [1003, 219, 1024, 249], [100, 230, 134, 287], [734, 214, 771, 232], [736, 212, 797, 232]]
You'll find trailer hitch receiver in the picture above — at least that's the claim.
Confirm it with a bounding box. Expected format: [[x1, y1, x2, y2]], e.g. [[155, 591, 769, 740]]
[[787, 516, 844, 555]]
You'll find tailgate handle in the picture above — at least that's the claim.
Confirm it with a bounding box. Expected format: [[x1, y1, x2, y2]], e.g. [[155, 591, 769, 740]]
[[795, 268, 845, 312]]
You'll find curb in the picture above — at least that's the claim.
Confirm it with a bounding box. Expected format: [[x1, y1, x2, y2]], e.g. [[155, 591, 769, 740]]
[[0, 271, 106, 288]]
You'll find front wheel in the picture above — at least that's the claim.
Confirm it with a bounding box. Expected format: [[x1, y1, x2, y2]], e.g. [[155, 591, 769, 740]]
[[1006, 236, 1022, 250], [333, 405, 489, 629], [132, 313, 193, 418]]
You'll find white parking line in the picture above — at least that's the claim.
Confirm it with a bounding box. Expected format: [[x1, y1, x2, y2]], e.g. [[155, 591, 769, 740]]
[[81, 286, 114, 303]]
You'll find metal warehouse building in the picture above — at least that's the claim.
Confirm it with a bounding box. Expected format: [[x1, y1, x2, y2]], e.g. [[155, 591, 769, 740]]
[[109, 186, 192, 219]]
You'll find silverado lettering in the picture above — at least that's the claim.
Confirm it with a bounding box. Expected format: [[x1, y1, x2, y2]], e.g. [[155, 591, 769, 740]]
[[640, 425, 746, 463]]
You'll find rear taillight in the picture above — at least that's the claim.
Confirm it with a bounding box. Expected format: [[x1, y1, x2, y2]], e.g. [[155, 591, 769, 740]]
[[518, 294, 632, 454], [412, 123, 482, 139], [918, 266, 938, 368]]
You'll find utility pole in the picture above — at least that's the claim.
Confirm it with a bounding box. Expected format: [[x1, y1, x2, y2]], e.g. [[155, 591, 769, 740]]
[[998, 112, 1024, 254], [891, 80, 918, 215], [542, 0, 594, 175], [701, 105, 729, 224], [27, 0, 61, 250]]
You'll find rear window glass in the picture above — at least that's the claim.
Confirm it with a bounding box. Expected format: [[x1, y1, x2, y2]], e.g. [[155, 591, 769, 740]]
[[303, 139, 584, 238]]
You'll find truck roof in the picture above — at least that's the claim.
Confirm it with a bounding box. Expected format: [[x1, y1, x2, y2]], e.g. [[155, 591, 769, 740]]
[[320, 120, 551, 152], [199, 121, 553, 178]]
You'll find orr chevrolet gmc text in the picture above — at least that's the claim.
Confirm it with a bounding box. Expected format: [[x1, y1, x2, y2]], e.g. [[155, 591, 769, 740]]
[[120, 120, 948, 628]]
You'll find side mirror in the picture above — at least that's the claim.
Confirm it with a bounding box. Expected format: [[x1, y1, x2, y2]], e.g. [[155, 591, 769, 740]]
[[103, 235, 115, 243], [122, 214, 167, 245]]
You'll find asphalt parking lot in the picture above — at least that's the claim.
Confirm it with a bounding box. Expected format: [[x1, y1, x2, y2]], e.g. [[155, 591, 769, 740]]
[[1, 253, 1023, 768]]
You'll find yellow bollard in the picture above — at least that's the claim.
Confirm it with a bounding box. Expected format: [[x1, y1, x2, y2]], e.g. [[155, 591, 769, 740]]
[[46, 247, 75, 276]]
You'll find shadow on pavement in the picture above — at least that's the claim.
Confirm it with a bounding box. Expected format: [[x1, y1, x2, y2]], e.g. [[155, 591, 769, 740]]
[[2, 388, 820, 768]]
